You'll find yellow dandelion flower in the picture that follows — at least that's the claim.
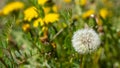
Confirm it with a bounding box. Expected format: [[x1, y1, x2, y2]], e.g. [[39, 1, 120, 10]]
[[33, 18, 44, 27], [38, 0, 47, 5], [33, 13, 59, 28], [82, 9, 95, 19], [43, 7, 51, 15], [63, 0, 71, 3], [44, 13, 59, 24], [22, 23, 30, 31], [33, 20, 39, 28], [52, 5, 58, 12], [99, 8, 108, 19], [24, 6, 38, 21], [2, 2, 24, 15], [80, 0, 87, 6]]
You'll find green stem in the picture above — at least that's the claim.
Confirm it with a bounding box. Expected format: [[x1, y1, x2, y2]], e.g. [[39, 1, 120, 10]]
[[80, 55, 85, 68]]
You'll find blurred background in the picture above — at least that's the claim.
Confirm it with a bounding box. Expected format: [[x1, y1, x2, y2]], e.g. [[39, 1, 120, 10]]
[[0, 0, 120, 68]]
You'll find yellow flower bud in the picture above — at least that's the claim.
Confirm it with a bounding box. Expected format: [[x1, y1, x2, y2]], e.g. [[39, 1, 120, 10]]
[[22, 24, 30, 31], [99, 8, 108, 19], [82, 9, 95, 19]]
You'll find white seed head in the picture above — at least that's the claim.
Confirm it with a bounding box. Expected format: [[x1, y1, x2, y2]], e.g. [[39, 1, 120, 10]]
[[72, 28, 101, 54]]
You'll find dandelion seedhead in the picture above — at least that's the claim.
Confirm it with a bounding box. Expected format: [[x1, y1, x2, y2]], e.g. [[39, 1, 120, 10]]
[[72, 28, 100, 54]]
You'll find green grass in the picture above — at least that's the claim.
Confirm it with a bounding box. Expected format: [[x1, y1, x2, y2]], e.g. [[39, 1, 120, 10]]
[[0, 0, 120, 68]]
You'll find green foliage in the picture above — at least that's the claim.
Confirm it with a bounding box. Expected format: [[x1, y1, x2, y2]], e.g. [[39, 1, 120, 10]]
[[0, 0, 120, 68]]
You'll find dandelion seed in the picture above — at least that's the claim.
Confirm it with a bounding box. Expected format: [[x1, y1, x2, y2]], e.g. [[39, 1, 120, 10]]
[[72, 28, 100, 54]]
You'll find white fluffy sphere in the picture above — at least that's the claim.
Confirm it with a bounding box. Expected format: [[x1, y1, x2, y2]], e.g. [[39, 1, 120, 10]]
[[72, 28, 101, 54]]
